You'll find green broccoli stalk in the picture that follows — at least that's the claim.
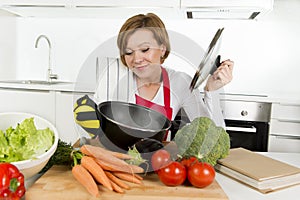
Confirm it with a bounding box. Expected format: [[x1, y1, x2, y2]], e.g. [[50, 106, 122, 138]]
[[174, 117, 230, 166]]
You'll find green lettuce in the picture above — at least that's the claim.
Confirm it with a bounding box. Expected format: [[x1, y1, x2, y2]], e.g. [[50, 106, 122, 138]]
[[0, 117, 54, 162]]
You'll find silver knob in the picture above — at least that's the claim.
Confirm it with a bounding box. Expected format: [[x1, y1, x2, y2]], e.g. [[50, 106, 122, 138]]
[[241, 110, 248, 116], [49, 74, 58, 80]]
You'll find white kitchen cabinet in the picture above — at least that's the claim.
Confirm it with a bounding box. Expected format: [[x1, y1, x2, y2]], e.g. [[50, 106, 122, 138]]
[[271, 103, 300, 121], [268, 103, 300, 153], [55, 91, 94, 144], [0, 0, 67, 6], [0, 0, 182, 18], [270, 118, 300, 136], [0, 0, 179, 7], [0, 88, 55, 125], [269, 135, 300, 153], [0, 86, 95, 144]]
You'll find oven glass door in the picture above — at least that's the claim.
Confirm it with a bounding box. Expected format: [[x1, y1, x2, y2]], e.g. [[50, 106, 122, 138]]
[[225, 120, 269, 152]]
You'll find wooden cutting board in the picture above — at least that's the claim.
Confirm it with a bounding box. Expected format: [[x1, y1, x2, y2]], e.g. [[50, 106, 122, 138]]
[[26, 165, 228, 200]]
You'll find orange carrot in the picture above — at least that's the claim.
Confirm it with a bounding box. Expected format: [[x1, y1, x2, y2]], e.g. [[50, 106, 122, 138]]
[[72, 164, 99, 197], [95, 158, 144, 174], [86, 145, 133, 159], [81, 156, 113, 191], [113, 171, 143, 185], [127, 164, 145, 174], [110, 151, 133, 160], [94, 158, 116, 171], [104, 171, 130, 190], [133, 173, 144, 181], [110, 180, 125, 193], [81, 145, 129, 166]]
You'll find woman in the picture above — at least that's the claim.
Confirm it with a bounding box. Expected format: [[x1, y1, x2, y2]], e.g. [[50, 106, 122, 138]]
[[88, 13, 234, 141], [93, 13, 233, 140]]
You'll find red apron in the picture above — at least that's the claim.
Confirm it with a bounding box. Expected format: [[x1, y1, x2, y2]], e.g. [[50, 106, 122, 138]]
[[135, 67, 173, 141]]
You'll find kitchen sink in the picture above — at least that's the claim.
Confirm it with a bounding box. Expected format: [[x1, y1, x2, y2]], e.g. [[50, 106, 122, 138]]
[[0, 80, 74, 85]]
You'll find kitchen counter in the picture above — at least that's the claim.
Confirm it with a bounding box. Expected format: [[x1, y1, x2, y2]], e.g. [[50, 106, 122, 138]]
[[0, 80, 95, 93], [219, 93, 300, 105], [25, 152, 300, 200], [1, 80, 300, 104]]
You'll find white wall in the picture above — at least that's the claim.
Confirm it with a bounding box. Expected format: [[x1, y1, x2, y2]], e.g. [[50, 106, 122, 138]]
[[0, 14, 16, 79], [13, 18, 123, 82], [0, 0, 299, 97]]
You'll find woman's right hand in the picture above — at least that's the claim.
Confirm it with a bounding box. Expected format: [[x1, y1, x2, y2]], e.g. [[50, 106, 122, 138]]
[[204, 59, 234, 92]]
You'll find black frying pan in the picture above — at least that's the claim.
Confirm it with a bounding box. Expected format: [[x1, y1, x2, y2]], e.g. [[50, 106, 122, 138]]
[[97, 101, 171, 151]]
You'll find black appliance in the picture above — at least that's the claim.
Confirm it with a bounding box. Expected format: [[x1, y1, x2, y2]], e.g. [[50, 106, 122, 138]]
[[220, 99, 271, 152]]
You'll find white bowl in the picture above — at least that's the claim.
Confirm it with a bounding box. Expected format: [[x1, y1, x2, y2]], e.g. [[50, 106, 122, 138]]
[[0, 112, 59, 179]]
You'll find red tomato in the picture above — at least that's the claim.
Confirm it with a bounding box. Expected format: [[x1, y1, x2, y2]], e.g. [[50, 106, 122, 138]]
[[151, 149, 171, 171], [180, 157, 198, 169], [157, 161, 186, 186], [187, 162, 215, 188]]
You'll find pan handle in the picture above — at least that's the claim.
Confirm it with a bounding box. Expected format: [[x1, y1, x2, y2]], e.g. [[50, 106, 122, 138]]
[[190, 54, 221, 91], [210, 55, 221, 75], [169, 109, 190, 140]]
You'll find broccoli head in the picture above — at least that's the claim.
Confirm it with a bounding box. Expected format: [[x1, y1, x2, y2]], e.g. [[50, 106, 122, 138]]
[[174, 117, 230, 166]]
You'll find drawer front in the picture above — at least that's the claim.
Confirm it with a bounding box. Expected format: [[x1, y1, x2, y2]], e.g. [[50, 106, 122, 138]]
[[270, 119, 300, 136], [0, 89, 55, 124], [268, 135, 300, 153], [272, 103, 300, 121]]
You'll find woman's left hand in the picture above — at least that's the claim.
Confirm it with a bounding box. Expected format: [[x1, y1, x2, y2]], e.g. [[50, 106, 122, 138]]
[[205, 59, 234, 91]]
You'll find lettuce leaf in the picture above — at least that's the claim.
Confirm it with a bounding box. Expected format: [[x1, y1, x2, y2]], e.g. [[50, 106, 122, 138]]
[[0, 117, 54, 162]]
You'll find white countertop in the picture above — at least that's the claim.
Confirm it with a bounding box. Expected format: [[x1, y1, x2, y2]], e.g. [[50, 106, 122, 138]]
[[216, 152, 300, 200], [0, 81, 95, 93], [25, 152, 300, 200], [1, 81, 300, 105], [219, 93, 300, 105]]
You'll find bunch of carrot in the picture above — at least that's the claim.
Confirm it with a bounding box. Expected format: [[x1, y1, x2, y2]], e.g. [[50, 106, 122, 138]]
[[71, 144, 144, 197]]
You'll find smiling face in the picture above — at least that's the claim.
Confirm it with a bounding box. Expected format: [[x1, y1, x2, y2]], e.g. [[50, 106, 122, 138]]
[[124, 29, 166, 82]]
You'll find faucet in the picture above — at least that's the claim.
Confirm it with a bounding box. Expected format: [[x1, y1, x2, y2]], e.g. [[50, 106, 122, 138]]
[[35, 35, 58, 82]]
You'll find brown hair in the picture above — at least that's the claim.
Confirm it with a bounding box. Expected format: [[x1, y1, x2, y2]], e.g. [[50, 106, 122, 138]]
[[117, 13, 170, 66]]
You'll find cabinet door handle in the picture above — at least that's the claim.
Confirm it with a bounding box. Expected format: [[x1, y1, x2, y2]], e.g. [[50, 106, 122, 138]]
[[276, 119, 300, 123], [226, 126, 256, 133], [272, 134, 300, 140]]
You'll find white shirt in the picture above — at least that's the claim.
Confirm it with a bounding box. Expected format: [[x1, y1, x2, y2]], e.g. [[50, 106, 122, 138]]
[[94, 67, 225, 128]]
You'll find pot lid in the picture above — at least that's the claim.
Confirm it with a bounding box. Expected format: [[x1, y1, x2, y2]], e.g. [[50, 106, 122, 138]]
[[190, 27, 224, 91]]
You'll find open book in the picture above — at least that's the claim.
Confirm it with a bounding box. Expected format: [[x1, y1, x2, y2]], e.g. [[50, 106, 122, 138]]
[[215, 148, 300, 193]]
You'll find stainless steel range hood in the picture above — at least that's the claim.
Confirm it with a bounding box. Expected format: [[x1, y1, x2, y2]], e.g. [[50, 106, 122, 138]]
[[182, 0, 274, 20], [0, 0, 273, 20]]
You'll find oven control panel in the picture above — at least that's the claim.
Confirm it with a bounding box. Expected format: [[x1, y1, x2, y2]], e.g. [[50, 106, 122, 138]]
[[220, 100, 271, 122]]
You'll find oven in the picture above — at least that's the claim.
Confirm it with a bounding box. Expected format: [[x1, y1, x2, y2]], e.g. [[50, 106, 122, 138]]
[[220, 100, 271, 152]]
